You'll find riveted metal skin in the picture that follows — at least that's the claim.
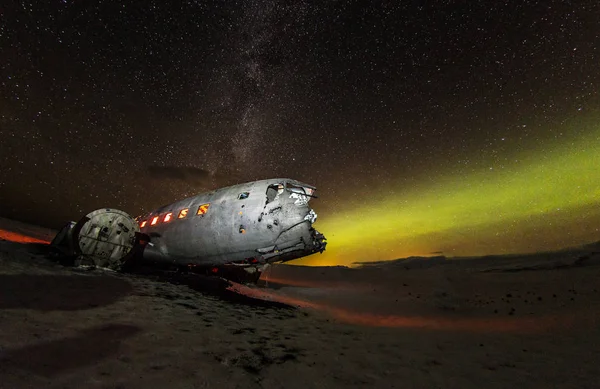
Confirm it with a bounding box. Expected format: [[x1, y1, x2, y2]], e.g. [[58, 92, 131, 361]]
[[138, 178, 326, 268]]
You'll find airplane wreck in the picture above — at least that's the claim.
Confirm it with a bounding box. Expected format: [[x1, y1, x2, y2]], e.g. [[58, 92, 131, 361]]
[[51, 178, 327, 283]]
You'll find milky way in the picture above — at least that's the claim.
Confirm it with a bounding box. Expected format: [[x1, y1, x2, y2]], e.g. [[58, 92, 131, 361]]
[[1, 1, 599, 265]]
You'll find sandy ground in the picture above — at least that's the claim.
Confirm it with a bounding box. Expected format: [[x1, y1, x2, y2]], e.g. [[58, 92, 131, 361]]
[[1, 220, 600, 388]]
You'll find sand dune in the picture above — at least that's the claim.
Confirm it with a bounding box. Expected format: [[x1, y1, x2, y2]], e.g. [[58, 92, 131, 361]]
[[1, 221, 600, 388]]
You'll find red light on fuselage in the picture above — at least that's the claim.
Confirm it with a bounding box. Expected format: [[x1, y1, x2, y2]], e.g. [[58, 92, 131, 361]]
[[164, 213, 173, 222], [140, 220, 147, 228], [150, 216, 159, 226]]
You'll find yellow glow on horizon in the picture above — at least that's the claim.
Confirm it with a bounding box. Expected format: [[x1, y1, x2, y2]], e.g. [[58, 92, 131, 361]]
[[296, 116, 600, 266]]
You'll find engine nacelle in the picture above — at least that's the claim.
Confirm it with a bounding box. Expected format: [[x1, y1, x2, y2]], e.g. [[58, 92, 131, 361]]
[[51, 208, 142, 270]]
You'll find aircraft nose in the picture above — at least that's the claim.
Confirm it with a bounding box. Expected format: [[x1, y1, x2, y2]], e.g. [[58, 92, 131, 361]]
[[312, 229, 327, 253]]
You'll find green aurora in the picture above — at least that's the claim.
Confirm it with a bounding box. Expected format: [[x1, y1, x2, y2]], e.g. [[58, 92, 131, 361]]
[[297, 115, 600, 266]]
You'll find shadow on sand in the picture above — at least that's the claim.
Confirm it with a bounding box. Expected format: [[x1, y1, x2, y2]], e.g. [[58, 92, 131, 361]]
[[0, 324, 141, 377], [0, 273, 134, 311]]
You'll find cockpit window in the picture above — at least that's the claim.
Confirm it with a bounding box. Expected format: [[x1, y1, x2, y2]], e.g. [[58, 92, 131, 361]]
[[286, 183, 314, 197], [238, 192, 250, 200], [286, 183, 315, 206]]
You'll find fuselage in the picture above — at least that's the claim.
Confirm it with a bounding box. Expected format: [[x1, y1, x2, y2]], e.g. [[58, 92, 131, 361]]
[[136, 178, 326, 267]]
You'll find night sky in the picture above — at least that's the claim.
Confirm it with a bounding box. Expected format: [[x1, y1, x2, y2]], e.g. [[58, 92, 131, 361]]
[[1, 1, 599, 266]]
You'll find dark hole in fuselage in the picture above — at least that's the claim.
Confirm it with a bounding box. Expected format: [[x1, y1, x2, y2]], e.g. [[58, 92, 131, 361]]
[[265, 183, 284, 204]]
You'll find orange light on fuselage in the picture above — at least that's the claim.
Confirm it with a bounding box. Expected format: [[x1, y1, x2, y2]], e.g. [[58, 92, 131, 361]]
[[164, 212, 173, 222], [140, 220, 147, 228], [197, 203, 210, 215], [150, 216, 159, 226], [178, 209, 188, 219]]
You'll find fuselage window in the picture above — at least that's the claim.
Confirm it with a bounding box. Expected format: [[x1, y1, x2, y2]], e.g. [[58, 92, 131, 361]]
[[150, 216, 159, 226], [197, 203, 210, 215], [238, 192, 250, 200], [178, 208, 189, 219], [140, 220, 147, 228], [164, 212, 173, 222]]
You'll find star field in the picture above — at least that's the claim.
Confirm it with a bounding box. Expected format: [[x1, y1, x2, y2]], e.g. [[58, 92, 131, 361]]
[[1, 1, 599, 265]]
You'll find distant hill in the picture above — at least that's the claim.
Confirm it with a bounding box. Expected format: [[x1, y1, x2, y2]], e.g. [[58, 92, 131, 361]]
[[352, 239, 600, 272], [571, 240, 600, 253], [354, 255, 447, 269]]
